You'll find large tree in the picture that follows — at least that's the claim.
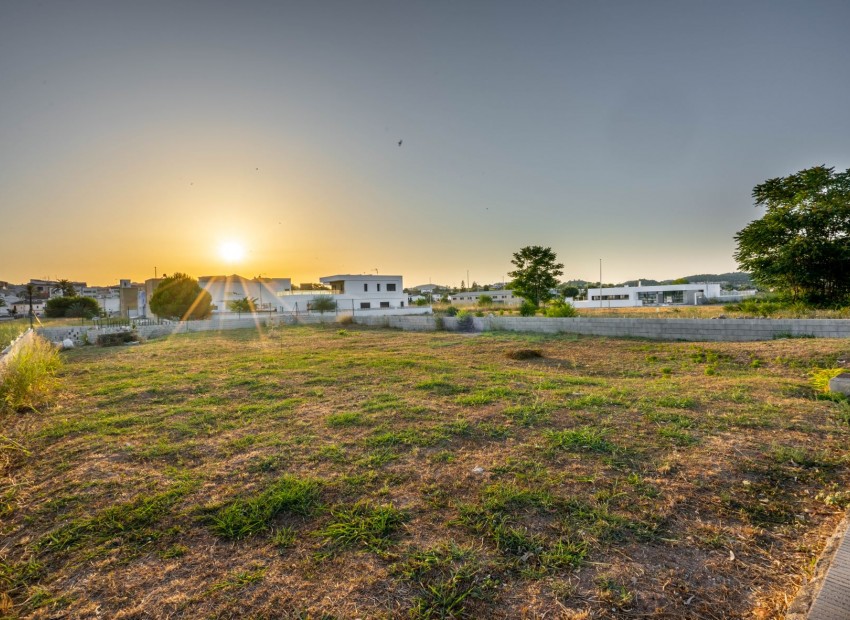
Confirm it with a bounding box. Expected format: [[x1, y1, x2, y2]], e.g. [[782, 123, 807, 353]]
[[734, 166, 850, 305], [508, 246, 564, 307], [150, 273, 212, 320]]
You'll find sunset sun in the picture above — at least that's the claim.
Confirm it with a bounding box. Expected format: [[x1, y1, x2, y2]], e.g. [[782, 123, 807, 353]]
[[219, 241, 245, 263]]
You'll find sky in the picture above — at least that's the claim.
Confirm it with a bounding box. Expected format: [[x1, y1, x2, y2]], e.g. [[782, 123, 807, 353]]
[[2, 0, 849, 287]]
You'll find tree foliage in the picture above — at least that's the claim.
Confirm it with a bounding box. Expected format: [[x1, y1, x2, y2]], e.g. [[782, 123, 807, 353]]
[[227, 297, 257, 315], [309, 296, 337, 314], [508, 246, 564, 307], [734, 166, 850, 305], [45, 296, 100, 318], [53, 279, 77, 297], [150, 273, 212, 320]]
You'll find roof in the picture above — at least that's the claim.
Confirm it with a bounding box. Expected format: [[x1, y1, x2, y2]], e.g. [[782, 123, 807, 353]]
[[320, 274, 402, 282]]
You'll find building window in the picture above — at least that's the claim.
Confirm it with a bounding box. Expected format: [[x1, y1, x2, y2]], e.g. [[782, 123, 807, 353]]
[[387, 283, 396, 292], [360, 302, 371, 309], [363, 283, 368, 292], [400, 301, 404, 307], [377, 283, 381, 292], [380, 301, 390, 308]]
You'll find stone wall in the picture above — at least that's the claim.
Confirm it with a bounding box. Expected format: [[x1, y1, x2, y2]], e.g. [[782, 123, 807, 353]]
[[37, 314, 850, 345], [356, 315, 850, 342]]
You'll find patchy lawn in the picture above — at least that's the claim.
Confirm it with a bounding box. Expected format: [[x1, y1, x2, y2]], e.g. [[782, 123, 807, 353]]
[[1, 325, 848, 618]]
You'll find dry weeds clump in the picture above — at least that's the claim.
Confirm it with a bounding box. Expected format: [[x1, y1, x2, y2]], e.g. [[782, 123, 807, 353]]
[[0, 325, 848, 618], [0, 334, 62, 413], [505, 349, 543, 360]]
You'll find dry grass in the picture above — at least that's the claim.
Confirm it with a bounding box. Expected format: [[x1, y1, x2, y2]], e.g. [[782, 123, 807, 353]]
[[1, 325, 848, 618]]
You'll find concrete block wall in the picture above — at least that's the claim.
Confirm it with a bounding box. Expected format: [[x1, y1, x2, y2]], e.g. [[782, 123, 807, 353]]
[[354, 315, 850, 342], [37, 314, 850, 344]]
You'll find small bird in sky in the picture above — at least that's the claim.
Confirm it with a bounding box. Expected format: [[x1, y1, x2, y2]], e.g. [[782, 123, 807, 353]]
[[398, 140, 403, 147]]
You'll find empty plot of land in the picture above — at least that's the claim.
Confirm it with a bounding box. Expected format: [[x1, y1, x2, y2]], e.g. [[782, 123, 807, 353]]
[[1, 325, 849, 618]]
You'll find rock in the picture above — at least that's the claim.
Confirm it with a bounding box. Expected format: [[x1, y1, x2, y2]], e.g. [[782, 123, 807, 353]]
[[471, 466, 485, 475], [828, 373, 850, 396], [62, 339, 75, 349]]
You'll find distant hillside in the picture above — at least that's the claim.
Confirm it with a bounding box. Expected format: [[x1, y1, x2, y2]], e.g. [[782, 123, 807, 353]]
[[667, 272, 753, 286]]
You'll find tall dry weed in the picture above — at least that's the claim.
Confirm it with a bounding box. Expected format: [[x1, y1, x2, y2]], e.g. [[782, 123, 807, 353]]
[[0, 335, 62, 413]]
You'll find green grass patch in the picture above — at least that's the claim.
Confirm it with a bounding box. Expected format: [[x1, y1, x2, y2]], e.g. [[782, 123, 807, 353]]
[[318, 501, 408, 553], [546, 426, 616, 453], [208, 475, 321, 540]]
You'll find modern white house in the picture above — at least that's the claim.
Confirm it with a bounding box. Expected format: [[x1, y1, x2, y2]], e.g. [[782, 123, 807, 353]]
[[574, 283, 757, 309], [199, 275, 293, 313], [190, 273, 426, 316], [449, 290, 522, 306], [275, 274, 411, 313]]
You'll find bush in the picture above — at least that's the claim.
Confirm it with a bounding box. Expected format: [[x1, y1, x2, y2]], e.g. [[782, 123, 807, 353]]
[[0, 335, 62, 412], [310, 296, 337, 314], [456, 310, 474, 332], [444, 306, 459, 317], [478, 295, 493, 306], [519, 301, 537, 317], [545, 301, 578, 318], [96, 331, 138, 347], [45, 296, 100, 319]]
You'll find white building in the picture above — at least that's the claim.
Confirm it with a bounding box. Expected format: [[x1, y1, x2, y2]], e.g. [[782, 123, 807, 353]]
[[193, 273, 425, 316], [449, 290, 521, 306], [574, 283, 756, 309], [275, 274, 409, 312], [199, 275, 293, 313]]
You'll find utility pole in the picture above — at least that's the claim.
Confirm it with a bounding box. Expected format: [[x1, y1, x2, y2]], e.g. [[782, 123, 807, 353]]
[[599, 259, 603, 309]]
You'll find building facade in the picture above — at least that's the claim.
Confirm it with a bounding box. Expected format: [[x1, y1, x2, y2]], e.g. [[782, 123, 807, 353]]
[[574, 283, 756, 308]]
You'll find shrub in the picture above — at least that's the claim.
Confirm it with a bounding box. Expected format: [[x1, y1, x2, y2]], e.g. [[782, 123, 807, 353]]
[[45, 296, 100, 318], [810, 368, 846, 393], [310, 296, 337, 314], [545, 301, 578, 318], [456, 311, 474, 332], [519, 300, 537, 317], [0, 335, 62, 412], [96, 331, 138, 347], [478, 295, 493, 306], [444, 306, 459, 317]]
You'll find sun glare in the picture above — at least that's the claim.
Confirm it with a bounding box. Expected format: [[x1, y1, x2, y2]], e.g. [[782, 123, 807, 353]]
[[219, 241, 245, 263]]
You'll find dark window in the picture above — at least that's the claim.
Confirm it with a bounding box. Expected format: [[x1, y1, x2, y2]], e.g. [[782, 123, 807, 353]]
[[363, 283, 368, 292], [360, 302, 371, 309], [400, 301, 404, 307], [387, 283, 397, 292], [377, 283, 381, 292], [380, 301, 390, 308]]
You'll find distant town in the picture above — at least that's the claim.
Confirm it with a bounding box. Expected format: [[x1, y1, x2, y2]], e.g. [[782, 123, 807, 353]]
[[0, 271, 758, 320]]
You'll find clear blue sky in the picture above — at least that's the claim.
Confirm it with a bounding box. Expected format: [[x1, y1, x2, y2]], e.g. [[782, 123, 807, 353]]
[[2, 0, 848, 286]]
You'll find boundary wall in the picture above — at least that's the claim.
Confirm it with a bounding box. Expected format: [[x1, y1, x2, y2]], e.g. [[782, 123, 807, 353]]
[[37, 315, 850, 344], [355, 315, 850, 341]]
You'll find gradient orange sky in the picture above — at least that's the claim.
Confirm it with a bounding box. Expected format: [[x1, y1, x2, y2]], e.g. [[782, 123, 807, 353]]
[[2, 2, 849, 287]]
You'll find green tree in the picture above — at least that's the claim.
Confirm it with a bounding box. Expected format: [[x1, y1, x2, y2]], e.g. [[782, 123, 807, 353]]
[[149, 273, 212, 320], [671, 278, 690, 285], [559, 285, 580, 299], [734, 165, 850, 305], [309, 296, 337, 314], [53, 279, 77, 297], [478, 294, 493, 306], [508, 246, 564, 307], [45, 296, 100, 318], [227, 297, 256, 317]]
